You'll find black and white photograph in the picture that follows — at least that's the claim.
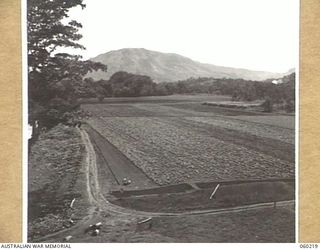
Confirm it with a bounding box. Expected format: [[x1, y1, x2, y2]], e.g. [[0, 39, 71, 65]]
[[27, 0, 298, 243]]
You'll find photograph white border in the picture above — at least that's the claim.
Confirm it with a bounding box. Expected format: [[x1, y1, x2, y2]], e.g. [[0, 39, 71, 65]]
[[20, 0, 301, 246]]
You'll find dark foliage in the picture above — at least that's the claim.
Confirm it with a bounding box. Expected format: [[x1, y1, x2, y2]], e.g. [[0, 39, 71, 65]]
[[155, 73, 295, 112], [109, 71, 156, 97], [28, 0, 107, 128], [85, 70, 294, 114]]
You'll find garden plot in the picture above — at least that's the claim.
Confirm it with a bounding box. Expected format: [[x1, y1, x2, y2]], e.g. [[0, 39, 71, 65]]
[[86, 114, 294, 185]]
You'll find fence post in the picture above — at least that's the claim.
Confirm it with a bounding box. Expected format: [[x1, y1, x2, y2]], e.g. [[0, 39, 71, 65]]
[[209, 184, 220, 200]]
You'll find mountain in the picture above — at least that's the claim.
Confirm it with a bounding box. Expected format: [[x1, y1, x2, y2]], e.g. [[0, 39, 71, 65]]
[[88, 48, 291, 82]]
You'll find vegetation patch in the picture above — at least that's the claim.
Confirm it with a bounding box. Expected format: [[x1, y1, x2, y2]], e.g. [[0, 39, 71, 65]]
[[28, 125, 87, 241]]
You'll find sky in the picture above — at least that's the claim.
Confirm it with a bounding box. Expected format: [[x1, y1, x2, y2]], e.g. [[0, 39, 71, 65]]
[[66, 0, 299, 73]]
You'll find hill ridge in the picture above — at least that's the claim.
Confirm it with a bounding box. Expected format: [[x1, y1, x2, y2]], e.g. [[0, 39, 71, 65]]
[[88, 48, 292, 82]]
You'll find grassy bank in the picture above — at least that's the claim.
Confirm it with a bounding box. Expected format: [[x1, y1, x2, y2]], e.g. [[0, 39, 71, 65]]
[[28, 125, 87, 241]]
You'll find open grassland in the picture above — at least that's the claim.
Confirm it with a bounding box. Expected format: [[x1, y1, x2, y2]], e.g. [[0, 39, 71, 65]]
[[82, 96, 294, 186]]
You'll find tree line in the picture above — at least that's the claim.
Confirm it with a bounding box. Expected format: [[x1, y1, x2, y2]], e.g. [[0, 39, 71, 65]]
[[84, 71, 295, 113]]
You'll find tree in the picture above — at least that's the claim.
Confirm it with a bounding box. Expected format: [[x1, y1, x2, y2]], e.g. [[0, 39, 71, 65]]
[[28, 0, 107, 127], [109, 71, 156, 97]]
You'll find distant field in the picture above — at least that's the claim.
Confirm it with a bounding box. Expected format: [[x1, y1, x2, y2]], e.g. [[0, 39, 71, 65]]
[[80, 94, 231, 104], [185, 116, 294, 143], [164, 102, 295, 129], [82, 95, 295, 186], [164, 102, 264, 116]]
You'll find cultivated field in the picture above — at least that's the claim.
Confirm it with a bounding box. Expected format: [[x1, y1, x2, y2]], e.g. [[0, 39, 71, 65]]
[[29, 96, 295, 242], [82, 95, 295, 186]]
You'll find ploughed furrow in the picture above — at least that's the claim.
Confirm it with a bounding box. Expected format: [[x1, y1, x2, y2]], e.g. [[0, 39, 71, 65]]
[[86, 116, 294, 186], [133, 103, 294, 143], [159, 117, 294, 163], [185, 116, 294, 144]]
